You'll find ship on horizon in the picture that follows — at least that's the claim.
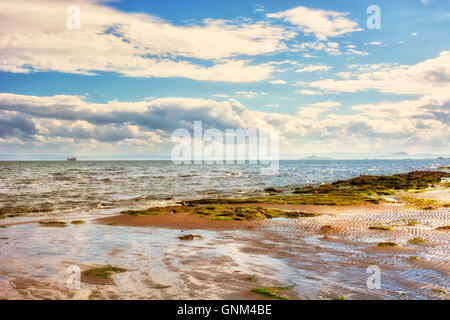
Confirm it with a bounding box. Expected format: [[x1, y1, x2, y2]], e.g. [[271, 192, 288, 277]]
[[66, 157, 77, 161]]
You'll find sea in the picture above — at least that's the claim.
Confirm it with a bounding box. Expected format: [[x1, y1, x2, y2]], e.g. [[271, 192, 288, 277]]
[[1, 159, 449, 218]]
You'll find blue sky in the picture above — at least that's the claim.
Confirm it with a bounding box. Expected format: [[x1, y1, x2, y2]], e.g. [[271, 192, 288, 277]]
[[0, 0, 449, 159]]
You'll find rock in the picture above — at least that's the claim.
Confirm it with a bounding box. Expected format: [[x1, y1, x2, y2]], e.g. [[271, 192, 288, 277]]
[[178, 234, 202, 241], [264, 187, 282, 193]]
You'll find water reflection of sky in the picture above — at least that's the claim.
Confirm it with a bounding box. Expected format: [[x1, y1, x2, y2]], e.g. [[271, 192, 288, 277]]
[[1, 219, 447, 299]]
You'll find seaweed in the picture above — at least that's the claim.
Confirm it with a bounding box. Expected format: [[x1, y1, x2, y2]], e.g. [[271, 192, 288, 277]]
[[187, 191, 385, 206], [183, 171, 450, 207], [369, 225, 392, 231], [377, 242, 399, 247], [332, 171, 450, 190], [431, 288, 447, 294], [71, 220, 86, 224], [250, 285, 294, 300], [82, 266, 127, 278], [178, 234, 202, 240], [121, 206, 171, 216], [319, 225, 337, 234], [193, 206, 319, 221], [401, 197, 447, 210], [408, 237, 426, 244], [39, 220, 67, 226]]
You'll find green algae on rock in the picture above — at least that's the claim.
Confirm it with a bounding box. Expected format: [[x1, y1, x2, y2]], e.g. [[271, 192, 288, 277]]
[[82, 266, 127, 278], [401, 197, 448, 210], [193, 206, 319, 221], [178, 234, 202, 240], [121, 206, 182, 216], [319, 225, 338, 234], [369, 225, 392, 231], [251, 284, 295, 300], [38, 220, 67, 227], [408, 237, 426, 244], [71, 220, 86, 224], [377, 242, 399, 247], [81, 266, 127, 285], [183, 171, 450, 207], [431, 288, 447, 294], [187, 191, 385, 206], [332, 171, 450, 190]]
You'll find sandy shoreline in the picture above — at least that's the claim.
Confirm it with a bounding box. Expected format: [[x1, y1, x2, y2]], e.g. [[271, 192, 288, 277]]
[[0, 178, 449, 300]]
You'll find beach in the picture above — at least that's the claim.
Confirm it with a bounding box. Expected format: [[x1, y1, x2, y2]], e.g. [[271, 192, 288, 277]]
[[0, 164, 449, 300]]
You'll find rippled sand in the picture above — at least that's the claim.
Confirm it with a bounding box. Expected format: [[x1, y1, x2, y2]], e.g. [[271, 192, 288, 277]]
[[0, 191, 448, 300]]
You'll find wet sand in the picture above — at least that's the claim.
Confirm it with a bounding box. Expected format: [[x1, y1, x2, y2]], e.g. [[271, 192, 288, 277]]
[[95, 210, 251, 230], [0, 190, 449, 300]]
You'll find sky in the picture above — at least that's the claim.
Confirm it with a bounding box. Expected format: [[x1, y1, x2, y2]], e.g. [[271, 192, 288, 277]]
[[0, 0, 449, 159]]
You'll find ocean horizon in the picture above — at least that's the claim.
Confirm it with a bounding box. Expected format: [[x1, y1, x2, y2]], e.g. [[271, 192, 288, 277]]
[[1, 159, 449, 220]]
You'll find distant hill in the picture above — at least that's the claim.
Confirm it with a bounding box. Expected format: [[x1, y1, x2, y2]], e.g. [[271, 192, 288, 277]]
[[388, 152, 409, 157], [300, 155, 334, 160]]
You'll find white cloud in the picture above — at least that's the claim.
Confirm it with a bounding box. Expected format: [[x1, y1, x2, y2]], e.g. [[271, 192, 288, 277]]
[[309, 51, 450, 96], [297, 101, 341, 119], [267, 6, 362, 40], [297, 107, 326, 119], [0, 0, 295, 82], [0, 92, 448, 155], [306, 101, 342, 108], [294, 41, 341, 56], [296, 65, 332, 73], [235, 91, 268, 98], [295, 90, 323, 95], [345, 48, 369, 56], [269, 79, 288, 84], [0, 1, 367, 81], [213, 94, 229, 98]]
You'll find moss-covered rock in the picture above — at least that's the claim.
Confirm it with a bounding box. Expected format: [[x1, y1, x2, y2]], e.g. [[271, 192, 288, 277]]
[[319, 225, 338, 234], [83, 266, 127, 278], [408, 237, 426, 244], [81, 265, 127, 285], [120, 206, 177, 216], [178, 234, 202, 240], [250, 285, 294, 300], [369, 225, 392, 231], [71, 220, 86, 225], [185, 171, 449, 207], [332, 171, 449, 190], [193, 206, 318, 221], [377, 242, 399, 247], [402, 197, 448, 210], [38, 220, 67, 227]]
